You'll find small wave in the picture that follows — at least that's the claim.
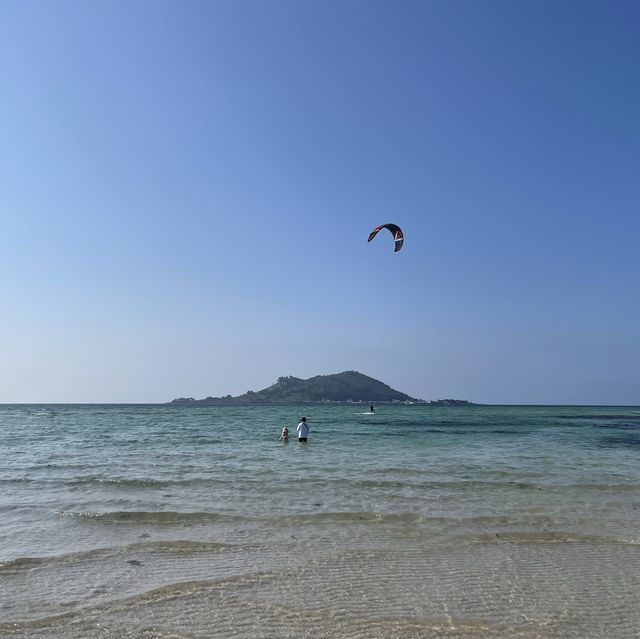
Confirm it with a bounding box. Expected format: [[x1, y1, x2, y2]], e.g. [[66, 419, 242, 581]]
[[281, 510, 423, 525], [70, 477, 175, 488], [474, 531, 640, 545], [125, 539, 231, 553], [347, 478, 542, 491], [0, 548, 112, 574], [59, 510, 247, 524], [0, 540, 233, 574], [0, 556, 50, 572], [0, 477, 38, 485], [0, 477, 210, 489], [593, 423, 640, 430], [350, 479, 416, 489], [557, 413, 640, 419], [599, 433, 640, 449], [125, 572, 273, 604], [62, 476, 236, 490], [561, 482, 640, 493], [488, 429, 527, 435]]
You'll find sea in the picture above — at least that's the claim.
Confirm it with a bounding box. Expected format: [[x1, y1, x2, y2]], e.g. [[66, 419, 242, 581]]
[[1, 404, 639, 639]]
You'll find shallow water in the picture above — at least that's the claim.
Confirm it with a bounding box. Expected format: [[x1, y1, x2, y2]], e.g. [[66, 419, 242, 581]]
[[1, 404, 639, 638]]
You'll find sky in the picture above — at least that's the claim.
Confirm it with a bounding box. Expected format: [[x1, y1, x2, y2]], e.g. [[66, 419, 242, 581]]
[[1, 0, 638, 404]]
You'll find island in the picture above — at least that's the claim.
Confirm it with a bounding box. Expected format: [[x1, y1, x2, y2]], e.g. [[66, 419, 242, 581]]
[[170, 371, 473, 405]]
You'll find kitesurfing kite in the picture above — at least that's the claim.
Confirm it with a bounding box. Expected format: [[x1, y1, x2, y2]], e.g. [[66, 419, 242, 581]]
[[367, 223, 404, 252]]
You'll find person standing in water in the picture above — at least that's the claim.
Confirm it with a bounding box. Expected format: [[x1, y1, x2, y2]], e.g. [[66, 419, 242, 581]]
[[297, 417, 309, 442], [279, 426, 289, 442], [369, 404, 375, 413]]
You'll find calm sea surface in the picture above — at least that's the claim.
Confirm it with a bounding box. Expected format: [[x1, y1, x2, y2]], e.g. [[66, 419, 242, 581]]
[[1, 404, 639, 638]]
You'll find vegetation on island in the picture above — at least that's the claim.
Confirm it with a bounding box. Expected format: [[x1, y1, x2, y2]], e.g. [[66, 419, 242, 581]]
[[170, 371, 473, 405]]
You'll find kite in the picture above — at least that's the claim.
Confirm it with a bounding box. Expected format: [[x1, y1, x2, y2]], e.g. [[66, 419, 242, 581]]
[[367, 223, 404, 252]]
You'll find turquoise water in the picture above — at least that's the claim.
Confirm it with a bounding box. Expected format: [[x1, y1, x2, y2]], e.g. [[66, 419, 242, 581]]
[[1, 404, 639, 638]]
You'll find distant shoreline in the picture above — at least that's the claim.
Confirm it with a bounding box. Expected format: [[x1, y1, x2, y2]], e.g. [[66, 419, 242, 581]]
[[1, 402, 639, 407], [168, 398, 474, 406]]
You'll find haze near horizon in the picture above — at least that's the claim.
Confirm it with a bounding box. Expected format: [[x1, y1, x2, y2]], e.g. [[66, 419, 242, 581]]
[[1, 0, 638, 404]]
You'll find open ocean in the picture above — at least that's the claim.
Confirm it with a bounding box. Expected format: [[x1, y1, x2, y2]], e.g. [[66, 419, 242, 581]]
[[1, 404, 639, 638]]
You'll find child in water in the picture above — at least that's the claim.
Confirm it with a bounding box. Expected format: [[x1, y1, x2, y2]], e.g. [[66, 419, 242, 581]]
[[279, 426, 289, 442]]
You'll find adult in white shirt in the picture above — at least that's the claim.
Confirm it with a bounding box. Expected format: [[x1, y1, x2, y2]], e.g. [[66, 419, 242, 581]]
[[296, 417, 309, 442]]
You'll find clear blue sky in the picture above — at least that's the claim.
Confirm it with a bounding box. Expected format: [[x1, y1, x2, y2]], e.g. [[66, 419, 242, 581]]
[[1, 0, 638, 404]]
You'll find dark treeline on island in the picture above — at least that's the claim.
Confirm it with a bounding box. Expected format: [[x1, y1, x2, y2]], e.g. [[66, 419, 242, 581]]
[[169, 371, 473, 405]]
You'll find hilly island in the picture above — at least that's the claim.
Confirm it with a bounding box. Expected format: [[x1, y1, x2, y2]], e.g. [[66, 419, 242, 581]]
[[170, 371, 471, 405]]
